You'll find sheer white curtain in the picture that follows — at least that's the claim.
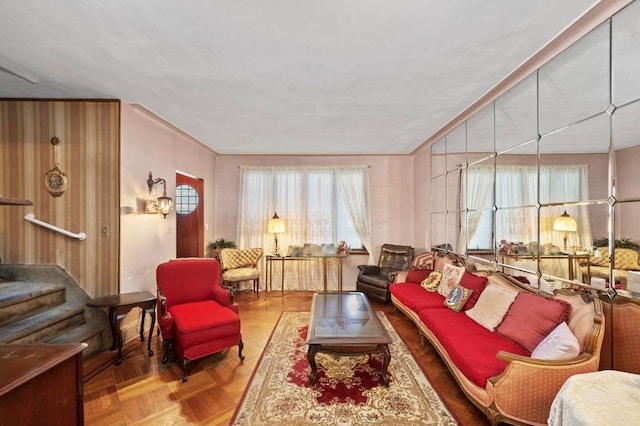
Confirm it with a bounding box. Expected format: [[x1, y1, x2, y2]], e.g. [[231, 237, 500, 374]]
[[460, 164, 592, 255], [458, 165, 494, 252], [337, 166, 373, 264], [238, 166, 370, 291]]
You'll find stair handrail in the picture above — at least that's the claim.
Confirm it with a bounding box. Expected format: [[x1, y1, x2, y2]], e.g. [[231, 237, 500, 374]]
[[24, 213, 87, 241]]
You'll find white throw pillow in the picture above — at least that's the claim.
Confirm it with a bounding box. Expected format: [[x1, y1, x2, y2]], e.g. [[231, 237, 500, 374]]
[[465, 283, 517, 331], [531, 322, 580, 360], [438, 263, 465, 296]]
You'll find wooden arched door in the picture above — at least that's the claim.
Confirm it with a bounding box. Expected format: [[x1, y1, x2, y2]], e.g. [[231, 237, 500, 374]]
[[175, 172, 204, 258]]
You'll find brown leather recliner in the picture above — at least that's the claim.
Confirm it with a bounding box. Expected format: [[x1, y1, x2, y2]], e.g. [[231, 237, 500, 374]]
[[357, 244, 414, 303]]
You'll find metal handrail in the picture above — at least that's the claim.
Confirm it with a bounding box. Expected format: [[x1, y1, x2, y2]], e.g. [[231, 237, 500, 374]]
[[24, 213, 86, 240]]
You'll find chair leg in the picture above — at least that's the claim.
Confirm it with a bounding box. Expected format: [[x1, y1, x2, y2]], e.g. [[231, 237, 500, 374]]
[[182, 358, 191, 382], [161, 337, 173, 364], [238, 338, 245, 361]]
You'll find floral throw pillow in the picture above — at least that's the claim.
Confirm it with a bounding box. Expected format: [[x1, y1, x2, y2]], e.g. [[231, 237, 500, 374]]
[[444, 286, 473, 312], [438, 264, 466, 296], [421, 271, 442, 292]]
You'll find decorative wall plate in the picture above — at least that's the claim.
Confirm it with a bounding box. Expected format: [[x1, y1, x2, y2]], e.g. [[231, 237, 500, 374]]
[[44, 136, 68, 197], [44, 166, 69, 197]]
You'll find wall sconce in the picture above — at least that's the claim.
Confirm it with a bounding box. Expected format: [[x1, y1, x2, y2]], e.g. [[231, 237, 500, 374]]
[[146, 172, 173, 219], [553, 210, 577, 251], [267, 212, 286, 255]]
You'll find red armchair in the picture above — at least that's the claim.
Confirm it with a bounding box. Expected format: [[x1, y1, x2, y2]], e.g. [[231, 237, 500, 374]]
[[156, 258, 245, 382]]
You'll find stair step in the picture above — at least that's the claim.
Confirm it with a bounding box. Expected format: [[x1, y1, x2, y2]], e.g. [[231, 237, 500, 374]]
[[47, 323, 106, 358], [0, 302, 86, 344], [0, 281, 66, 326]]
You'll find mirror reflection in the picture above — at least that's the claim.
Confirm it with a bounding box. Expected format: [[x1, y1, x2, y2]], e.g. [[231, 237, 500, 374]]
[[430, 1, 640, 299]]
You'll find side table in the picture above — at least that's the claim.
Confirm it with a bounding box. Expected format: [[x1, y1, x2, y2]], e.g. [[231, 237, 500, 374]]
[[86, 290, 156, 366]]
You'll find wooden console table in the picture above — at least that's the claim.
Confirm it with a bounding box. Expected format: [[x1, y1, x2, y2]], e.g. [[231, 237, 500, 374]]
[[86, 291, 156, 366], [0, 343, 87, 425], [266, 255, 345, 297]]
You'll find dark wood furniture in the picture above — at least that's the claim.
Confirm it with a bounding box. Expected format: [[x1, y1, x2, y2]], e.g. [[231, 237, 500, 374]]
[[307, 292, 392, 386], [86, 291, 156, 366], [0, 343, 86, 425]]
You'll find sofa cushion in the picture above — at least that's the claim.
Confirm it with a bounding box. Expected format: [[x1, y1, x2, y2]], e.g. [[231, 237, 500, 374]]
[[411, 252, 435, 270], [465, 284, 518, 331], [389, 282, 447, 313], [421, 271, 442, 291], [444, 286, 473, 312], [496, 292, 570, 352], [438, 264, 466, 296], [406, 268, 433, 284], [531, 322, 580, 360], [420, 308, 529, 387], [459, 272, 488, 310]]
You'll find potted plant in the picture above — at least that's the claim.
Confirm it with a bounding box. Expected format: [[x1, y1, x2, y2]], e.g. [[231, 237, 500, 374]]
[[208, 238, 237, 260]]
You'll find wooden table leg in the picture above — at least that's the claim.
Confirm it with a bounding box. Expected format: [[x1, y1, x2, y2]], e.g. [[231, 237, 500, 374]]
[[308, 344, 319, 386], [381, 344, 391, 387]]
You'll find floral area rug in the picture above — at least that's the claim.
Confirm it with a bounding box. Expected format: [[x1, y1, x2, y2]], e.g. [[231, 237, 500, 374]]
[[231, 311, 458, 425]]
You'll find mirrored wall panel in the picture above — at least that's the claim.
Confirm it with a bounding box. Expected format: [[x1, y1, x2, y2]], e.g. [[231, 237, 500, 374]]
[[430, 0, 640, 299]]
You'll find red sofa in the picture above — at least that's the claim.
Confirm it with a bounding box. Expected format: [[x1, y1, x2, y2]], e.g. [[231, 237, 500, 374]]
[[390, 259, 605, 426]]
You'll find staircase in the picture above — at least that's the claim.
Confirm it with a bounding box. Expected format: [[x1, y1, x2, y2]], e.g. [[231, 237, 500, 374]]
[[0, 264, 110, 358]]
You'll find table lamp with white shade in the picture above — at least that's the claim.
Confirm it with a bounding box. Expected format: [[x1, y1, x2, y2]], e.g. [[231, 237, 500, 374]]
[[553, 210, 577, 251], [267, 212, 285, 255]]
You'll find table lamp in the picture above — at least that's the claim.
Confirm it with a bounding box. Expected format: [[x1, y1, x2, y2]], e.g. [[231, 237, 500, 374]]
[[553, 210, 577, 251], [267, 212, 285, 255]]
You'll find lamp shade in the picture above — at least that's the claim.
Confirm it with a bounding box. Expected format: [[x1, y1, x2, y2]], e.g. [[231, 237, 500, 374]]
[[553, 210, 577, 232], [267, 212, 285, 234]]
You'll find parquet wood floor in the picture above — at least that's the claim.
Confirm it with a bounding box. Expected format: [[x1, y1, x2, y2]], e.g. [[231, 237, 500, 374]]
[[83, 291, 490, 425]]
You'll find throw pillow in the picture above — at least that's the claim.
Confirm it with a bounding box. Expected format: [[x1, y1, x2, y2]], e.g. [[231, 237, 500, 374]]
[[459, 272, 488, 310], [411, 252, 435, 270], [531, 322, 580, 360], [444, 286, 473, 312], [465, 284, 518, 331], [406, 268, 433, 284], [421, 271, 442, 292], [496, 292, 571, 352], [438, 264, 466, 296]]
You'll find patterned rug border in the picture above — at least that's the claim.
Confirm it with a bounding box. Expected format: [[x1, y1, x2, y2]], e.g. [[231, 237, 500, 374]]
[[231, 310, 459, 425]]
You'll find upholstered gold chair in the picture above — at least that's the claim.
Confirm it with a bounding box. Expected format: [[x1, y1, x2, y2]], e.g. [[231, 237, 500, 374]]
[[220, 248, 263, 295]]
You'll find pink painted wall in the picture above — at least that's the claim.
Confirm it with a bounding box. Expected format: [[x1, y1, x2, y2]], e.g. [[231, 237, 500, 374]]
[[615, 145, 640, 242], [119, 103, 217, 294]]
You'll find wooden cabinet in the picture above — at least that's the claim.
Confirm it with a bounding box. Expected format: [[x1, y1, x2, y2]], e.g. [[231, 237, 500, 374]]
[[0, 343, 86, 426]]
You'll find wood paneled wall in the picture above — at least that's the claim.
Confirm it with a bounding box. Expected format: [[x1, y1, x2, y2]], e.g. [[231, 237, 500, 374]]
[[0, 99, 120, 297]]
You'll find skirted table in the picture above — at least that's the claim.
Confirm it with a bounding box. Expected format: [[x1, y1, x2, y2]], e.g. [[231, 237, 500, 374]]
[[265, 254, 345, 297]]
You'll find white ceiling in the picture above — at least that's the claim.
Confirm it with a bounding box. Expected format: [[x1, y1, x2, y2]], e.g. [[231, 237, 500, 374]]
[[0, 0, 598, 155]]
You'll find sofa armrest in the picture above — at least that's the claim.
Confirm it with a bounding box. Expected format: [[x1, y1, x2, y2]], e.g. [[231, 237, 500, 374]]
[[488, 351, 600, 424], [393, 270, 409, 283], [157, 289, 174, 339], [212, 282, 233, 307], [358, 265, 381, 275]]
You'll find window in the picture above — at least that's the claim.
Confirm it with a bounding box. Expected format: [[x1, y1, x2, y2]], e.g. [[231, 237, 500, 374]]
[[175, 184, 199, 215], [238, 166, 370, 252], [461, 164, 591, 251]]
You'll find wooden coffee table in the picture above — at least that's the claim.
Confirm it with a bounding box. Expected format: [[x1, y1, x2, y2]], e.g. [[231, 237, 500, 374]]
[[307, 292, 392, 386]]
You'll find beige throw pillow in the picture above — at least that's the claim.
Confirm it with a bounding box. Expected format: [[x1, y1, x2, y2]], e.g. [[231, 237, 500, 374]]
[[465, 283, 518, 331]]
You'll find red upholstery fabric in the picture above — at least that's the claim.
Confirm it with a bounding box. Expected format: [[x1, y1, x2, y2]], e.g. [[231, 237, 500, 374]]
[[406, 268, 433, 284], [158, 312, 174, 339], [460, 272, 488, 310], [157, 258, 231, 309], [389, 282, 447, 313], [496, 292, 569, 352], [156, 258, 242, 374], [419, 308, 529, 388]]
